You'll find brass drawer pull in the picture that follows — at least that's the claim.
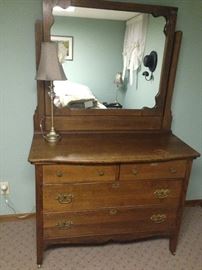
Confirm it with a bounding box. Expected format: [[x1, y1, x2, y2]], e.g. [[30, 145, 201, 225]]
[[56, 220, 73, 229], [109, 209, 118, 215], [56, 171, 63, 177], [150, 214, 166, 224], [132, 168, 138, 175], [56, 194, 74, 204], [154, 189, 170, 199], [170, 168, 177, 174]]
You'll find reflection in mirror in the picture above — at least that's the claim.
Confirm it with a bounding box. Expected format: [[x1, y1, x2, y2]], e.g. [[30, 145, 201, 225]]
[[51, 6, 165, 109]]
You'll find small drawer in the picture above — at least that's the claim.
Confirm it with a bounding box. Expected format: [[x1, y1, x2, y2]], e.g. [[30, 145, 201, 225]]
[[43, 207, 177, 240], [43, 164, 116, 184], [43, 179, 182, 212], [120, 160, 187, 181]]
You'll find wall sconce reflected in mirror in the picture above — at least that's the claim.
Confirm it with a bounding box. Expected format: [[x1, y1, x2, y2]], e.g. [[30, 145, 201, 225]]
[[103, 72, 123, 108], [113, 72, 123, 108], [114, 72, 123, 88], [142, 51, 158, 81]]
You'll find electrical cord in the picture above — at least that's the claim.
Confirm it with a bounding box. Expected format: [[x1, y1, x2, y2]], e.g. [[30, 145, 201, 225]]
[[3, 195, 35, 219]]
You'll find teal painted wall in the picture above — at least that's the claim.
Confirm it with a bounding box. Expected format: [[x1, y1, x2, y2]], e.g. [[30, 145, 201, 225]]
[[0, 0, 42, 215], [52, 16, 125, 103], [0, 0, 201, 215]]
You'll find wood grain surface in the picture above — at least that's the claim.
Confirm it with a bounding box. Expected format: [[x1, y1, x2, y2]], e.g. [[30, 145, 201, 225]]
[[29, 133, 199, 164]]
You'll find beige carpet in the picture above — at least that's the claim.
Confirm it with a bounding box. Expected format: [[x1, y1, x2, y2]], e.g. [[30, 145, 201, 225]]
[[0, 207, 202, 270]]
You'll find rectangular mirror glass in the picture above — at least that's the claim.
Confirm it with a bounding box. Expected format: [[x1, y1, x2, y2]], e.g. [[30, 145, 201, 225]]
[[51, 6, 166, 110]]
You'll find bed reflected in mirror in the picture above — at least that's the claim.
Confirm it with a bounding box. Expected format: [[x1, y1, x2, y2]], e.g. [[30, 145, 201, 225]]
[[54, 80, 107, 109], [51, 6, 166, 110]]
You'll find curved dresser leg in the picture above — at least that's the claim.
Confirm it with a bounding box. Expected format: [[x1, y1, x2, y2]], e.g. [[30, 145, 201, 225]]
[[169, 235, 177, 255], [36, 242, 43, 267]]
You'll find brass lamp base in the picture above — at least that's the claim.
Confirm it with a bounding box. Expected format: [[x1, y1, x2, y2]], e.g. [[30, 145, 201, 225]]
[[44, 127, 61, 143]]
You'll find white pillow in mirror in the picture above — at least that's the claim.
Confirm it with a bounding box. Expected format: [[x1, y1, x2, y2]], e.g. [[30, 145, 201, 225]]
[[54, 80, 94, 97], [54, 80, 97, 108]]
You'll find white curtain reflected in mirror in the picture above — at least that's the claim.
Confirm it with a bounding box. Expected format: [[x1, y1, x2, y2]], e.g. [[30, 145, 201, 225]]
[[51, 7, 166, 109], [122, 14, 149, 87]]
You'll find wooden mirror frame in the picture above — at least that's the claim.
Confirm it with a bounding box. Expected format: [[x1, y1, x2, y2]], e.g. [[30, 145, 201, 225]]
[[34, 0, 181, 133]]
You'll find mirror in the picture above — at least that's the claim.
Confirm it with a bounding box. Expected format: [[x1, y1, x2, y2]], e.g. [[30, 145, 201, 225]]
[[51, 6, 166, 109], [40, 0, 177, 134]]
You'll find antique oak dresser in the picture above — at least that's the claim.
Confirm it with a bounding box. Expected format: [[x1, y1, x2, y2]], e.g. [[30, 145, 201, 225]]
[[28, 0, 200, 267]]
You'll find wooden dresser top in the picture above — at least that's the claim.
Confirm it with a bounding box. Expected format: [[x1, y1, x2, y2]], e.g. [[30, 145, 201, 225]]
[[28, 133, 200, 164]]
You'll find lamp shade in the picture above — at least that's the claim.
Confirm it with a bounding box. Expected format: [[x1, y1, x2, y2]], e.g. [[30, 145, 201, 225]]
[[36, 42, 67, 81]]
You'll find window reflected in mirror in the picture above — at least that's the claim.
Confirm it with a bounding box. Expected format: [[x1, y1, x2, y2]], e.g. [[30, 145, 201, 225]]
[[51, 6, 166, 110]]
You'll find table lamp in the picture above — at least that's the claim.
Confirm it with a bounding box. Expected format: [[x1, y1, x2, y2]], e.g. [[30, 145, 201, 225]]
[[36, 42, 67, 143]]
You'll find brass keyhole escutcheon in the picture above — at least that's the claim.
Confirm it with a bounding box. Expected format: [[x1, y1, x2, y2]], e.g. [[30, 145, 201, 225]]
[[98, 171, 105, 176], [132, 168, 138, 175], [109, 209, 118, 215], [112, 182, 120, 189], [56, 171, 63, 177], [170, 168, 177, 174]]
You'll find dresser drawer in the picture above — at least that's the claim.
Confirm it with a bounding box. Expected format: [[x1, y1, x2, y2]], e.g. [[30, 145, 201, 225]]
[[43, 179, 182, 212], [120, 160, 187, 181], [43, 164, 116, 184], [43, 207, 177, 239]]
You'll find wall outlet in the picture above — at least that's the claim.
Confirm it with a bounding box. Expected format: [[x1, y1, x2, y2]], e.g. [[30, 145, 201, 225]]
[[0, 182, 10, 195]]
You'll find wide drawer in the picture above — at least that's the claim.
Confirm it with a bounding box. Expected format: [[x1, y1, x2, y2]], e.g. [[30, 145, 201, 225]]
[[43, 179, 182, 212], [43, 207, 177, 239], [120, 160, 187, 181], [43, 164, 117, 184]]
